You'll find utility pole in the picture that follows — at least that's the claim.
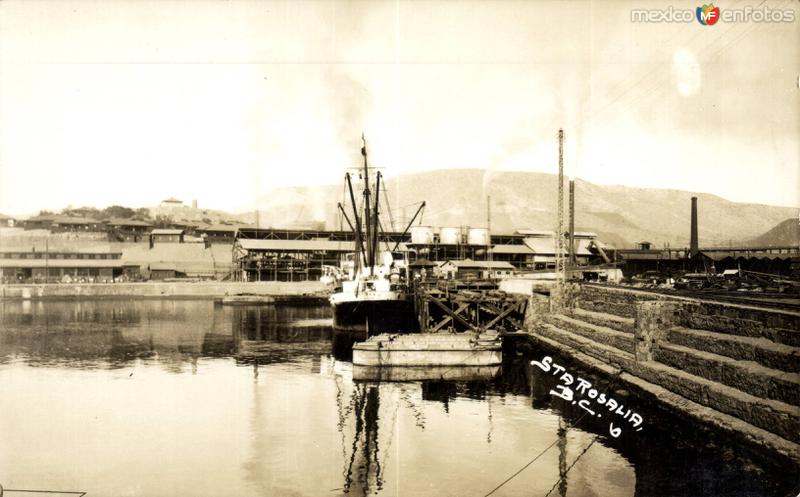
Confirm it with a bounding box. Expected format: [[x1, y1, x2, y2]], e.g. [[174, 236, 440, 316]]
[[487, 195, 492, 263], [555, 129, 566, 285], [568, 178, 576, 267]]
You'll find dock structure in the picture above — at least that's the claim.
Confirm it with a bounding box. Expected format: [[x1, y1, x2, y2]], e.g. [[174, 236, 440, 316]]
[[413, 280, 529, 334], [516, 282, 800, 466]]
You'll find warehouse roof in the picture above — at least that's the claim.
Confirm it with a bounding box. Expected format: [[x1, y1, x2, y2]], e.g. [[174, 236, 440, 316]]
[[445, 259, 515, 269], [516, 229, 597, 238], [0, 258, 124, 268], [522, 237, 593, 256], [695, 250, 800, 261], [489, 244, 534, 255], [105, 218, 153, 227], [237, 238, 356, 252]]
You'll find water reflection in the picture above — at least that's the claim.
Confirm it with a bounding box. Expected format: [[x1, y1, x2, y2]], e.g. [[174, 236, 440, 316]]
[[0, 300, 795, 497]]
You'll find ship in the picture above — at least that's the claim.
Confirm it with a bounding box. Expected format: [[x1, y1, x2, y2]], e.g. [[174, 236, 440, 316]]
[[329, 136, 424, 337]]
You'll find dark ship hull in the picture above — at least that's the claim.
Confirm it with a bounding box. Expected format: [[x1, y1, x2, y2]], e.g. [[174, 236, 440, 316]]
[[332, 298, 419, 335]]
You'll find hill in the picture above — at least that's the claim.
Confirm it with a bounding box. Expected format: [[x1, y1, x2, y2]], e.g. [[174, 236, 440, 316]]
[[253, 169, 798, 249], [748, 218, 800, 247]]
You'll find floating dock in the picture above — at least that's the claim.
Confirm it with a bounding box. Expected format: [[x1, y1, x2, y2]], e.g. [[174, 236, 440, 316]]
[[352, 332, 503, 367], [353, 364, 501, 382]]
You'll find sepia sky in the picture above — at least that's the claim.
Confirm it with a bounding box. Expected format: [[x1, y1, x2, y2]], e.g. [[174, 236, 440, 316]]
[[0, 0, 798, 216]]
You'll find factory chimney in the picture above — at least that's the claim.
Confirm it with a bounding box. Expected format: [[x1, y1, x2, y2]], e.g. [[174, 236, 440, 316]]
[[690, 196, 699, 256]]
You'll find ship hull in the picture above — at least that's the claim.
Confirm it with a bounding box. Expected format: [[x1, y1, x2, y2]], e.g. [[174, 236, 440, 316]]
[[331, 298, 419, 335]]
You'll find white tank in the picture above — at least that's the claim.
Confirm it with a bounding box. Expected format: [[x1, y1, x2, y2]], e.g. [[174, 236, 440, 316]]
[[410, 226, 434, 244], [467, 227, 490, 246], [439, 227, 461, 245]]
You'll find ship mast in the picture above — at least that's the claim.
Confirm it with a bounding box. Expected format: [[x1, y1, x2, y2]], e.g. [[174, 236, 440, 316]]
[[361, 134, 373, 273]]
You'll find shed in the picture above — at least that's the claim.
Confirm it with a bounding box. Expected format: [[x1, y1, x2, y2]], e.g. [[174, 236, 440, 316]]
[[441, 259, 516, 280], [150, 228, 185, 244]]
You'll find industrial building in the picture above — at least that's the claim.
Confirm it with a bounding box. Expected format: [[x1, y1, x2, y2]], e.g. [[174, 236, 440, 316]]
[[150, 228, 185, 244], [0, 248, 123, 283], [106, 218, 153, 242], [440, 260, 516, 279], [691, 248, 799, 277], [23, 214, 106, 232], [231, 227, 605, 282]]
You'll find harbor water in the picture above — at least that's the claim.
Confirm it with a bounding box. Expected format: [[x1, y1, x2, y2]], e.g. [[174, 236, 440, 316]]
[[0, 300, 795, 497]]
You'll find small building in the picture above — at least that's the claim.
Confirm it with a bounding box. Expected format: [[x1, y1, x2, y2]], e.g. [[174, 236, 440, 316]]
[[148, 262, 184, 280], [160, 197, 183, 207], [440, 259, 516, 280], [519, 230, 597, 269], [197, 223, 241, 243], [0, 213, 16, 227], [488, 244, 536, 271], [106, 218, 154, 242], [150, 228, 185, 244], [23, 214, 105, 232]]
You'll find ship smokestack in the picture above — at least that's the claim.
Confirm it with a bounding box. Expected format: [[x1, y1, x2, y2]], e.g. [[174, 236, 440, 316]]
[[690, 196, 699, 256]]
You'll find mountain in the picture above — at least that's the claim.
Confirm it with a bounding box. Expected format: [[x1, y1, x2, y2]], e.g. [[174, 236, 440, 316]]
[[254, 169, 798, 249], [748, 218, 800, 248]]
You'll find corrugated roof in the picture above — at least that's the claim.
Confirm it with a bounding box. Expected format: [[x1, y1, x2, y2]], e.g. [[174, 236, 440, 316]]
[[697, 251, 799, 261], [516, 229, 553, 237], [199, 224, 240, 233], [238, 239, 356, 251], [150, 262, 178, 271], [522, 237, 592, 256], [523, 237, 556, 254], [446, 260, 515, 269], [106, 218, 153, 227], [489, 244, 534, 255], [0, 259, 123, 268], [620, 252, 663, 260], [23, 215, 103, 224]]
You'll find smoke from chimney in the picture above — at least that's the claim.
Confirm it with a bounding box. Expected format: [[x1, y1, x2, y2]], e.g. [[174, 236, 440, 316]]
[[690, 196, 699, 256]]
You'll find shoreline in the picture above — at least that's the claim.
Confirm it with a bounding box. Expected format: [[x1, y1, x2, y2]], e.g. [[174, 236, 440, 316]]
[[0, 281, 330, 301]]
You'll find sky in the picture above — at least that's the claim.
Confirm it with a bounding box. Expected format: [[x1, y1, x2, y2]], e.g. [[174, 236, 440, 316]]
[[0, 0, 798, 216]]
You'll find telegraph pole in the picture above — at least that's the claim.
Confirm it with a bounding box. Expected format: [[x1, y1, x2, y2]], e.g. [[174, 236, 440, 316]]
[[487, 195, 492, 263], [568, 178, 576, 266]]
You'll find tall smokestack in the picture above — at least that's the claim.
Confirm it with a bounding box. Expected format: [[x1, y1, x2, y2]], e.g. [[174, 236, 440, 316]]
[[690, 196, 699, 256]]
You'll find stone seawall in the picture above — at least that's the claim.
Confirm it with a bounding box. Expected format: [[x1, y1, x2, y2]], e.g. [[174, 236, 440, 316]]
[[0, 281, 328, 300], [575, 284, 800, 344], [522, 283, 800, 466]]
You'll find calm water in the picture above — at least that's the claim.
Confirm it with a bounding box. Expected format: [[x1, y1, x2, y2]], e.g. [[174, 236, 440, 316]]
[[0, 300, 796, 497]]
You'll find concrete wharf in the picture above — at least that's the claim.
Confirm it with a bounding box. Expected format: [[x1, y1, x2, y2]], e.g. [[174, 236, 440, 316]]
[[412, 280, 800, 468]]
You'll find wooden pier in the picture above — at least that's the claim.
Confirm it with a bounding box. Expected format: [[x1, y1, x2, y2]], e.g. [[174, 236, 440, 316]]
[[413, 280, 529, 333]]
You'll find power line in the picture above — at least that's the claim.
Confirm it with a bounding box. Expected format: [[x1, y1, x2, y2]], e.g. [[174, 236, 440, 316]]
[[542, 437, 599, 497], [482, 371, 625, 496]]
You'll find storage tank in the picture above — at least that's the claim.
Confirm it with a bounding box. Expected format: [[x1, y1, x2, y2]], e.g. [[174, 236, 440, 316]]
[[439, 227, 461, 245], [467, 227, 490, 246], [410, 226, 435, 244]]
